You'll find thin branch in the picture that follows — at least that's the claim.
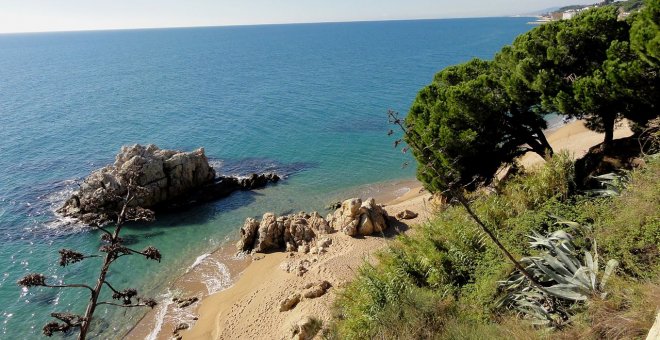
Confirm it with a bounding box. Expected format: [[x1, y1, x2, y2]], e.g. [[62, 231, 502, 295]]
[[103, 281, 121, 294], [95, 301, 151, 308], [95, 225, 114, 238], [44, 283, 94, 294]]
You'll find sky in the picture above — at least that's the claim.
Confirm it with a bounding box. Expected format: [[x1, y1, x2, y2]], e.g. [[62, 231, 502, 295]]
[[0, 0, 597, 34]]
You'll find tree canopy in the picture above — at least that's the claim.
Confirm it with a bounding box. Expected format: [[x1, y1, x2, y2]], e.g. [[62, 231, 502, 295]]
[[631, 0, 660, 66], [403, 5, 659, 193], [404, 59, 552, 191]]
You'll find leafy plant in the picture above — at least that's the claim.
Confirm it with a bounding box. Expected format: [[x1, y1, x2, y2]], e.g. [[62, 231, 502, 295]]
[[584, 171, 631, 197], [499, 221, 619, 328]]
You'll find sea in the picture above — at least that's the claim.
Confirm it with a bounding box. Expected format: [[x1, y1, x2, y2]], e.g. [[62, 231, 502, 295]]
[[0, 18, 535, 339]]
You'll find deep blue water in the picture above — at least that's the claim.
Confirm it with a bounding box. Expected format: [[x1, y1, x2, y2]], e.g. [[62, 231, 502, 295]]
[[0, 18, 533, 338]]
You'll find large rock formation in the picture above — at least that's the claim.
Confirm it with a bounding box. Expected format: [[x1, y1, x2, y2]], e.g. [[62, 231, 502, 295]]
[[237, 212, 332, 253], [58, 144, 280, 224], [326, 198, 388, 236], [236, 198, 390, 253]]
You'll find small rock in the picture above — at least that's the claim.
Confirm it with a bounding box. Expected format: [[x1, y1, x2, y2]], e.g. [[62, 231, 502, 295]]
[[173, 296, 198, 309], [396, 209, 418, 220], [631, 157, 646, 168], [174, 323, 189, 332], [291, 316, 321, 340], [317, 237, 332, 248], [302, 280, 332, 299], [280, 293, 301, 312], [298, 244, 310, 253]]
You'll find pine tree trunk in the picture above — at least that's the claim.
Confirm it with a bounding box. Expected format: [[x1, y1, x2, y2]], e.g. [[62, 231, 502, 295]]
[[603, 114, 615, 150]]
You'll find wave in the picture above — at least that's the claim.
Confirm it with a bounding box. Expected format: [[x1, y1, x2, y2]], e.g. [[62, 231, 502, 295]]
[[188, 253, 211, 272], [145, 290, 174, 340], [200, 258, 232, 295]]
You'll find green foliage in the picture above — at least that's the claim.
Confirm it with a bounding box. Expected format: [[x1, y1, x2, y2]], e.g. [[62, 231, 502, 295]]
[[502, 6, 645, 145], [620, 0, 645, 11], [332, 264, 450, 339], [499, 225, 619, 328], [403, 58, 551, 191], [631, 0, 660, 66], [331, 156, 659, 338], [584, 171, 631, 197], [584, 157, 660, 277]]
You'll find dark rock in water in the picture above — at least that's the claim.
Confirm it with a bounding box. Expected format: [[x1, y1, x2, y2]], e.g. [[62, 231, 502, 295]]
[[57, 144, 280, 225], [166, 172, 279, 210]]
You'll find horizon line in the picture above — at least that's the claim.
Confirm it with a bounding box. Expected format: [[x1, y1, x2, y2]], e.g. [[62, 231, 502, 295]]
[[0, 15, 535, 36]]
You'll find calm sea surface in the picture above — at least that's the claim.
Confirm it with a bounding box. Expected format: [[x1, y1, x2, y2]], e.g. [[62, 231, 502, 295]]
[[0, 18, 533, 338]]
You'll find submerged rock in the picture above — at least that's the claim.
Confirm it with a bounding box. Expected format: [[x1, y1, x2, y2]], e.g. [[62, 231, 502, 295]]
[[58, 144, 280, 224]]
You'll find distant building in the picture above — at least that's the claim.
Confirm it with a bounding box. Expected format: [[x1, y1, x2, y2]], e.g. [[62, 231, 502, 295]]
[[563, 10, 577, 20]]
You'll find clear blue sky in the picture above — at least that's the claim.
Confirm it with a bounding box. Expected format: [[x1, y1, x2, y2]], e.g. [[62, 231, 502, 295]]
[[0, 0, 595, 33]]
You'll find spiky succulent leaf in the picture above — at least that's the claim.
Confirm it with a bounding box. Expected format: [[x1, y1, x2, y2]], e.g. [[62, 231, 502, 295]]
[[600, 259, 619, 290], [545, 284, 589, 301]]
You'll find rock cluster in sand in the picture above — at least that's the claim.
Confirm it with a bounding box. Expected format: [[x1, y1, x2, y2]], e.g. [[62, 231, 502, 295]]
[[236, 198, 390, 254], [237, 212, 332, 253], [326, 197, 389, 236]]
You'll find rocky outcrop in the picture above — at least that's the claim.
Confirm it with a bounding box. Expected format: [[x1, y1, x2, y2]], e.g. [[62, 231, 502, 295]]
[[58, 144, 280, 224], [326, 198, 388, 236], [237, 212, 332, 253], [237, 198, 388, 252]]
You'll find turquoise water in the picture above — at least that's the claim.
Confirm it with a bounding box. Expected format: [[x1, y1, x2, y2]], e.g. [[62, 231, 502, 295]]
[[0, 18, 533, 338]]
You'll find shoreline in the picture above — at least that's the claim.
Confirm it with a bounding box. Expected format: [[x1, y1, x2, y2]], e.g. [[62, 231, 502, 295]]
[[129, 119, 633, 339], [125, 177, 428, 339], [180, 184, 432, 340]]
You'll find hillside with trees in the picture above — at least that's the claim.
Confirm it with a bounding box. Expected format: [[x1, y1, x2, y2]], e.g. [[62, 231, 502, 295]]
[[329, 2, 659, 339]]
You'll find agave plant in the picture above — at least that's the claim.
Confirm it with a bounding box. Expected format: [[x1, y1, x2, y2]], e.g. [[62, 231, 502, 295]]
[[584, 171, 631, 197], [498, 219, 619, 328]]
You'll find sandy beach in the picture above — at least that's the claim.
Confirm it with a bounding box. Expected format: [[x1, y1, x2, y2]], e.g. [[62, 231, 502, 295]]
[[519, 119, 633, 168], [129, 119, 633, 340], [179, 187, 432, 340]]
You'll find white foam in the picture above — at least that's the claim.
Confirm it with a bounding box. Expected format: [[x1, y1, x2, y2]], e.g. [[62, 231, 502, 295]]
[[145, 290, 174, 340], [201, 259, 232, 294], [208, 159, 225, 171], [188, 253, 211, 272]]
